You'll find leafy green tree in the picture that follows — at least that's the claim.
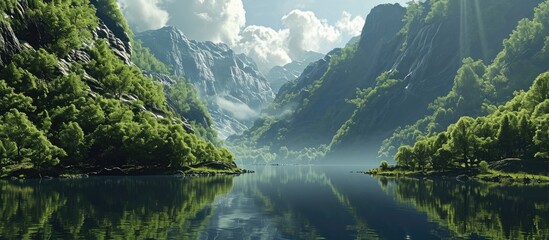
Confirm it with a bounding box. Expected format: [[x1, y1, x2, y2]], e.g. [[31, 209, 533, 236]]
[[449, 117, 475, 168], [533, 124, 549, 158], [517, 113, 535, 157], [497, 115, 517, 158], [25, 0, 98, 56], [0, 80, 35, 114], [395, 146, 415, 169], [413, 140, 431, 172], [432, 146, 453, 171], [57, 122, 86, 164], [0, 109, 64, 168]]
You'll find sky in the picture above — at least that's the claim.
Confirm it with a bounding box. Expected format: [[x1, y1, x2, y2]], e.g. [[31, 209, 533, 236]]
[[117, 0, 408, 72]]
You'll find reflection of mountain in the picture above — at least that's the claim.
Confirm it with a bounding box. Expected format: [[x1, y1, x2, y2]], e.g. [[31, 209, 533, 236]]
[[205, 166, 382, 239], [384, 177, 549, 239], [204, 166, 549, 239], [0, 177, 234, 240]]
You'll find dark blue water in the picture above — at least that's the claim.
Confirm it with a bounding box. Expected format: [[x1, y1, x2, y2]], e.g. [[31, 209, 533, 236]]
[[0, 165, 547, 239]]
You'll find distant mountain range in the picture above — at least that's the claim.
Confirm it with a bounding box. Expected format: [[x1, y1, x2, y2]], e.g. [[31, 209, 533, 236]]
[[136, 26, 275, 139]]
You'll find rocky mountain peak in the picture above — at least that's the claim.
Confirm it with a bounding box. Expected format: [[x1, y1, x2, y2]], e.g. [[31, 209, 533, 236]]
[[136, 26, 275, 139]]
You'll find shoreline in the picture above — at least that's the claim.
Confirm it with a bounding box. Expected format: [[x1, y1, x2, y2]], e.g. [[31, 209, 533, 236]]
[[364, 168, 549, 184], [0, 162, 254, 180]]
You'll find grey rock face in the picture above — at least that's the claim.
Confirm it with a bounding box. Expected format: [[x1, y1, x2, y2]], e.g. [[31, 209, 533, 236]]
[[136, 26, 275, 139], [93, 20, 132, 65], [0, 21, 22, 67]]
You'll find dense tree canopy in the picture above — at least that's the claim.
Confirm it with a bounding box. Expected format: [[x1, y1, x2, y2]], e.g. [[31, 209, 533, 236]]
[[394, 72, 549, 171], [0, 0, 235, 175]]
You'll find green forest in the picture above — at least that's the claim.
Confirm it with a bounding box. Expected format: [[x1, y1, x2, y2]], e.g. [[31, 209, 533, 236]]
[[383, 0, 549, 172], [0, 0, 235, 178]]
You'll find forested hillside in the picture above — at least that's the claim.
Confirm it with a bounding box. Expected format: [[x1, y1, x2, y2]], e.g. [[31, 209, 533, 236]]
[[393, 71, 549, 172], [381, 0, 549, 160], [0, 0, 235, 177], [229, 0, 546, 163], [389, 0, 549, 171]]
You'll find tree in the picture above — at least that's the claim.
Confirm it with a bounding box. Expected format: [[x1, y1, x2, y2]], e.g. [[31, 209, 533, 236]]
[[432, 146, 453, 171], [0, 109, 64, 169], [413, 140, 431, 172], [57, 122, 86, 165], [395, 146, 415, 169], [517, 113, 535, 157], [497, 115, 516, 158], [449, 117, 475, 168], [533, 124, 549, 158], [0, 80, 35, 114]]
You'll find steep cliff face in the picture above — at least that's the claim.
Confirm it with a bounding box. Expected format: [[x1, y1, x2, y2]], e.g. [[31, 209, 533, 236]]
[[136, 26, 275, 139], [234, 4, 407, 151], [328, 0, 542, 160], [230, 0, 543, 162]]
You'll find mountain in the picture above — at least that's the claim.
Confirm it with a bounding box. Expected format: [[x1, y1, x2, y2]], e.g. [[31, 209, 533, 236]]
[[266, 51, 324, 93], [135, 26, 275, 139], [0, 0, 235, 177], [389, 0, 549, 170], [229, 0, 545, 163]]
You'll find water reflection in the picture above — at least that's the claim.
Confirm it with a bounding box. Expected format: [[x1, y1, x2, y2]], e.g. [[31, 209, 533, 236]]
[[383, 177, 549, 240], [0, 176, 234, 240], [0, 167, 547, 240]]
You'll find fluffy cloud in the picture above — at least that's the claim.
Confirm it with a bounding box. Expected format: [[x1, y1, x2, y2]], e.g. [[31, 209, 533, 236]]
[[117, 0, 168, 32], [161, 0, 246, 46], [282, 10, 341, 57], [336, 11, 365, 37], [117, 0, 365, 71], [234, 25, 292, 73], [235, 10, 364, 71]]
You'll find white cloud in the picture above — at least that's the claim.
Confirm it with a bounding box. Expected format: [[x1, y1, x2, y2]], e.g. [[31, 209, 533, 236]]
[[117, 0, 168, 32], [235, 10, 364, 71], [161, 0, 246, 46], [282, 10, 341, 57], [215, 97, 259, 120], [336, 11, 365, 37], [117, 0, 365, 71], [234, 25, 291, 73]]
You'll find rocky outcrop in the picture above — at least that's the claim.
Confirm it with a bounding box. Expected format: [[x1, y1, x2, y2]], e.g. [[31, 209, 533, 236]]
[[92, 20, 132, 65], [0, 1, 132, 67], [136, 26, 275, 139], [0, 21, 22, 67]]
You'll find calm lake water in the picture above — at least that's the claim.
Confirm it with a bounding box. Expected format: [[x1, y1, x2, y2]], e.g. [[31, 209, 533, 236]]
[[0, 165, 548, 240]]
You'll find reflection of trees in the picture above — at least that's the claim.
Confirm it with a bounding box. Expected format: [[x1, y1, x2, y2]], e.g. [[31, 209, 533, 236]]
[[239, 166, 379, 240], [0, 176, 234, 240], [385, 177, 549, 239]]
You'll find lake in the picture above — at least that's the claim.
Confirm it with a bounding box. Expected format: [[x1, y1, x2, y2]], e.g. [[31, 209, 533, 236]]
[[0, 165, 547, 239]]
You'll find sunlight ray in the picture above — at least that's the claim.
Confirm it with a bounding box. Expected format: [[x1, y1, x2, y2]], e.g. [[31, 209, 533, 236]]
[[473, 0, 489, 61]]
